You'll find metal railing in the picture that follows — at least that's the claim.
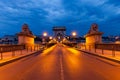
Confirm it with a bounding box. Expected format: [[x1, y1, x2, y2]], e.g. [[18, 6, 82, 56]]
[[95, 43, 120, 51], [0, 45, 25, 53], [77, 43, 120, 57], [0, 44, 43, 60]]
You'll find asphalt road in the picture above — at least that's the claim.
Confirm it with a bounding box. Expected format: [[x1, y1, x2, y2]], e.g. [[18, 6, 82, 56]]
[[0, 44, 120, 80]]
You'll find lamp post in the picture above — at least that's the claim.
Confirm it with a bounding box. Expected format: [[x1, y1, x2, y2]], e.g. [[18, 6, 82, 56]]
[[72, 32, 77, 37], [72, 32, 77, 47], [49, 36, 53, 40], [42, 32, 48, 44], [43, 32, 47, 37], [42, 32, 48, 48]]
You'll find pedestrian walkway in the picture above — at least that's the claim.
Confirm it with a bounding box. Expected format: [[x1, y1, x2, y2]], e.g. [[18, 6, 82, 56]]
[[79, 47, 120, 62], [0, 48, 40, 64]]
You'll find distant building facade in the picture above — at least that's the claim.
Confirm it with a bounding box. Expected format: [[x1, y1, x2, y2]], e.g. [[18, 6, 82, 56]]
[[0, 35, 18, 44]]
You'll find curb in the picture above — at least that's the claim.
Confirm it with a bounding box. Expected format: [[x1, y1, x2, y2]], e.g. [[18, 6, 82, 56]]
[[76, 49, 120, 64], [0, 50, 43, 67]]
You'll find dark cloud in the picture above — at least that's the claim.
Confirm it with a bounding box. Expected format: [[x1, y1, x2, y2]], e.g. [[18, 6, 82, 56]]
[[0, 0, 120, 36]]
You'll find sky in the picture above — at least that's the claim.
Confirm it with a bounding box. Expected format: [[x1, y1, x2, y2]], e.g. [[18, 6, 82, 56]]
[[0, 0, 120, 37]]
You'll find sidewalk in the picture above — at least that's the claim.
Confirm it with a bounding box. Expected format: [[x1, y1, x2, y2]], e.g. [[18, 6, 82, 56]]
[[0, 48, 42, 66], [77, 47, 120, 63]]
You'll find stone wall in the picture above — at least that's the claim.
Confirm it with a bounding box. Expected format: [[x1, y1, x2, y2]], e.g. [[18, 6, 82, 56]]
[[18, 36, 34, 46]]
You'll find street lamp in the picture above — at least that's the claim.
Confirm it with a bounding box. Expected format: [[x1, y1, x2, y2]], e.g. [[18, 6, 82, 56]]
[[42, 32, 48, 48], [72, 32, 77, 45], [42, 32, 48, 43], [49, 36, 53, 40], [43, 32, 47, 37], [72, 32, 77, 36]]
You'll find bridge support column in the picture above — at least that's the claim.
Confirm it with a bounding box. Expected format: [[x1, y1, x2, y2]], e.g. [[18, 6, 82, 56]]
[[85, 23, 103, 50], [17, 24, 36, 49]]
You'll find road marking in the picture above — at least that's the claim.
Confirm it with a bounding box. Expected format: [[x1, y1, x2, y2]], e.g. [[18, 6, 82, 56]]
[[60, 54, 64, 80]]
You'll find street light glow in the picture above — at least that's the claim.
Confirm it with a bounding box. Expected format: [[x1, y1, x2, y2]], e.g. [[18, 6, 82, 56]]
[[43, 32, 47, 37], [49, 36, 53, 40], [72, 32, 77, 36]]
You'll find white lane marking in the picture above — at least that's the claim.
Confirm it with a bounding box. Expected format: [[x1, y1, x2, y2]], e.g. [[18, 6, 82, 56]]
[[60, 54, 64, 80]]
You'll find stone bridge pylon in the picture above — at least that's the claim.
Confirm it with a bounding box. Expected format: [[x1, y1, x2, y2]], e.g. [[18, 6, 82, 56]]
[[17, 23, 36, 47], [85, 23, 103, 49]]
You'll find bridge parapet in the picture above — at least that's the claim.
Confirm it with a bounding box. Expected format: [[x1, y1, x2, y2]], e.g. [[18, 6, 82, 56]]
[[0, 45, 25, 53], [95, 43, 120, 51]]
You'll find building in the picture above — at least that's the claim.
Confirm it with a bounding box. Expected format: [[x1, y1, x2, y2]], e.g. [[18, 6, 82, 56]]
[[0, 34, 18, 44]]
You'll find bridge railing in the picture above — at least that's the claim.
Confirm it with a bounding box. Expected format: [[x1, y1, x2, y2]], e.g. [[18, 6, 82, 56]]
[[0, 45, 25, 53], [0, 44, 44, 60], [95, 43, 120, 51], [77, 43, 120, 57]]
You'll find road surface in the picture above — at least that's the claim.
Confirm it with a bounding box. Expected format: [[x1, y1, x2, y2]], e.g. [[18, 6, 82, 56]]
[[0, 44, 120, 80]]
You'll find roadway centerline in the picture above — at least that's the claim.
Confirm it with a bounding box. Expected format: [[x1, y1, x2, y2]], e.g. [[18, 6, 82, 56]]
[[60, 53, 64, 80]]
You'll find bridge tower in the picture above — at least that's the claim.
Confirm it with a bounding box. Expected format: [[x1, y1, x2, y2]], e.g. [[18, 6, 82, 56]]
[[85, 23, 103, 49], [52, 26, 66, 42], [17, 24, 36, 47]]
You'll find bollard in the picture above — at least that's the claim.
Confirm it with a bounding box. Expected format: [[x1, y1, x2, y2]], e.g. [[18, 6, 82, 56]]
[[112, 47, 115, 57], [34, 46, 35, 51], [37, 45, 38, 50], [38, 45, 39, 51], [38, 45, 39, 50], [12, 47, 15, 57], [31, 46, 32, 52], [112, 50, 115, 57], [85, 45, 86, 50], [0, 52, 3, 60], [37, 46, 39, 51], [27, 47, 28, 53], [12, 51, 15, 57], [20, 49, 22, 55], [95, 47, 96, 53], [102, 49, 104, 55], [89, 45, 91, 51]]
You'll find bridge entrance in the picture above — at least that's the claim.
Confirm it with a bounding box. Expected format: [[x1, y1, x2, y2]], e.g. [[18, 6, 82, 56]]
[[52, 27, 66, 42]]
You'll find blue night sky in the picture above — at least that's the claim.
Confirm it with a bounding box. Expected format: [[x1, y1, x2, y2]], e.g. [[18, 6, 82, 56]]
[[0, 0, 120, 36]]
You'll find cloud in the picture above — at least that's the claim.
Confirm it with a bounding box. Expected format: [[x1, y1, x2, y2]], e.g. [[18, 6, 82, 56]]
[[80, 0, 107, 6], [0, 0, 120, 36]]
